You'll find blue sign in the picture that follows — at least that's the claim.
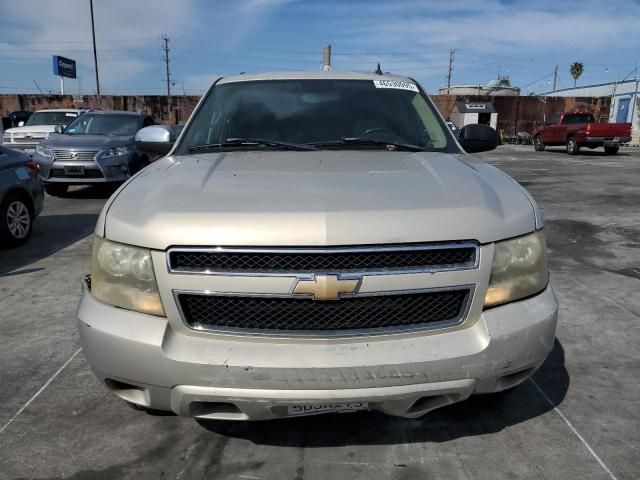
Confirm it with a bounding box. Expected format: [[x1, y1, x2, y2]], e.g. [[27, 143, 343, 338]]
[[52, 55, 76, 79]]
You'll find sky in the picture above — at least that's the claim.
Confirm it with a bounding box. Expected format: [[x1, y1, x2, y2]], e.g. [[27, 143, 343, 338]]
[[1, 0, 639, 96]]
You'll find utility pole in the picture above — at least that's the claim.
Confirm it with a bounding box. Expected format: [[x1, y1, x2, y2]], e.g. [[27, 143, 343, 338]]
[[629, 63, 639, 141], [321, 44, 332, 71], [552, 64, 558, 92], [446, 49, 455, 94], [162, 34, 172, 123], [90, 0, 101, 97]]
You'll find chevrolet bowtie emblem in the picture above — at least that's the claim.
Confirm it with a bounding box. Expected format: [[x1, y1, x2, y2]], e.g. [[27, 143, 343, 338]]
[[293, 274, 360, 301]]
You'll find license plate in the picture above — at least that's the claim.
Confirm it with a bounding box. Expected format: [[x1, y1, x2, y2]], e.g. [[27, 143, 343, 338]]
[[64, 165, 84, 176], [287, 402, 368, 416]]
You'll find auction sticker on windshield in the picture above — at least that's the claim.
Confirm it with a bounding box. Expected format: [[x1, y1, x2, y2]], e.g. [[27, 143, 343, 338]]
[[373, 80, 419, 92], [287, 402, 368, 416]]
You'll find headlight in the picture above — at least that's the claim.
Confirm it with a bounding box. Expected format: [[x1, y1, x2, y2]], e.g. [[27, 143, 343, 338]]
[[35, 144, 53, 159], [484, 230, 549, 308], [91, 236, 165, 316], [102, 145, 132, 158]]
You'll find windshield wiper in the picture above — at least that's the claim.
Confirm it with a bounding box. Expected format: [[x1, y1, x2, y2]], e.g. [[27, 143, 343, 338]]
[[187, 137, 318, 152], [309, 137, 427, 152]]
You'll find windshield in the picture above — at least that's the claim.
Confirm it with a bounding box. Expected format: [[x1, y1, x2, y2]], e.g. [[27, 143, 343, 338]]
[[26, 111, 78, 127], [562, 113, 595, 124], [64, 114, 141, 136], [178, 79, 458, 153]]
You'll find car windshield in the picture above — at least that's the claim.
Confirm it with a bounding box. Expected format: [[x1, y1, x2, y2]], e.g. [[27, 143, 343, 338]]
[[562, 113, 595, 124], [26, 111, 78, 127], [64, 114, 141, 136], [178, 79, 458, 153]]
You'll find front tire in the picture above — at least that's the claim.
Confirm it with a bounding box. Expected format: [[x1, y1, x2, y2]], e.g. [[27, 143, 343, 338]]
[[45, 184, 68, 197], [604, 146, 619, 155], [0, 193, 33, 247], [534, 135, 545, 151], [566, 136, 580, 155]]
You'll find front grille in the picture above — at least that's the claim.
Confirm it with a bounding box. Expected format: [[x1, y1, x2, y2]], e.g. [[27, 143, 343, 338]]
[[169, 244, 477, 274], [52, 150, 98, 161], [50, 168, 104, 179], [9, 137, 41, 144], [177, 288, 471, 335]]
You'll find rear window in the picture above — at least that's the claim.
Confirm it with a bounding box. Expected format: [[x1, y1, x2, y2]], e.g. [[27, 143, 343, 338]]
[[562, 113, 595, 124]]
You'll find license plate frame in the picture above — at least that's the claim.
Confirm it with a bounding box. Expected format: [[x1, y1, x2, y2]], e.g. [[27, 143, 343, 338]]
[[287, 402, 368, 417], [64, 165, 85, 176]]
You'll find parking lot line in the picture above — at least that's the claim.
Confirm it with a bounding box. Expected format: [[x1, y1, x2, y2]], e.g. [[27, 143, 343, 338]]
[[0, 347, 81, 435], [530, 379, 618, 480]]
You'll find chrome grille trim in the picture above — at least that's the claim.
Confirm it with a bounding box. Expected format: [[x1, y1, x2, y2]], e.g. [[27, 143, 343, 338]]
[[166, 243, 480, 277], [52, 149, 99, 161], [172, 285, 475, 337]]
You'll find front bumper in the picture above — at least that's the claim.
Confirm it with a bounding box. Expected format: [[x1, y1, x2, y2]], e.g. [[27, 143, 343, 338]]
[[34, 152, 135, 184], [78, 283, 558, 420], [3, 142, 41, 156]]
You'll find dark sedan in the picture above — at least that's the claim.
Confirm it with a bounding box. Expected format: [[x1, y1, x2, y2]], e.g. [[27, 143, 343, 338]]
[[0, 146, 44, 247], [33, 111, 155, 196]]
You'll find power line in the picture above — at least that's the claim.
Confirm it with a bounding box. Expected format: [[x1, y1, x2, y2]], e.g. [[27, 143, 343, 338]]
[[2, 37, 160, 45]]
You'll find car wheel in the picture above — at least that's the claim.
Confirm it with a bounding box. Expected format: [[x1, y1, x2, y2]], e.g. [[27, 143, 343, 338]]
[[45, 184, 68, 197], [566, 136, 579, 155], [604, 146, 619, 155], [533, 135, 545, 151], [0, 192, 33, 247]]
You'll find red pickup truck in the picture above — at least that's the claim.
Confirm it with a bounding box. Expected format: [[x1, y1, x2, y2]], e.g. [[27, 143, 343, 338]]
[[532, 112, 632, 155]]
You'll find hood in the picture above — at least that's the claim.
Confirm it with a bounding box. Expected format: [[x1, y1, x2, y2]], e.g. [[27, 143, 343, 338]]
[[102, 151, 536, 250], [5, 125, 57, 137], [42, 134, 134, 149]]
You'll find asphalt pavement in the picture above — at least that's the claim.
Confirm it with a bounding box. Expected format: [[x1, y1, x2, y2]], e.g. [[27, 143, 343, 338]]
[[0, 145, 638, 480]]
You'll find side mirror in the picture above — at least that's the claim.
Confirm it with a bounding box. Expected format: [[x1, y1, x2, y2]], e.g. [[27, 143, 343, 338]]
[[135, 125, 174, 157], [458, 124, 499, 153], [54, 125, 64, 134], [18, 121, 25, 127]]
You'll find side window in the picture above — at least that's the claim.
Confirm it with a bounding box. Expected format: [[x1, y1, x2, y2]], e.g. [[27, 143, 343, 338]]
[[143, 116, 155, 127]]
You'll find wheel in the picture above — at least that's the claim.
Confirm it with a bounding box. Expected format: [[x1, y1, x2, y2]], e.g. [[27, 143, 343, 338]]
[[0, 192, 33, 247], [533, 135, 545, 151], [45, 184, 68, 197], [604, 146, 619, 155], [566, 136, 580, 155]]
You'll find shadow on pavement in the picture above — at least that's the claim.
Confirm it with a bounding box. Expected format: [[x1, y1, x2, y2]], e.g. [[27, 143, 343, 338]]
[[543, 148, 631, 157], [62, 184, 120, 200], [196, 339, 568, 446], [0, 213, 98, 275]]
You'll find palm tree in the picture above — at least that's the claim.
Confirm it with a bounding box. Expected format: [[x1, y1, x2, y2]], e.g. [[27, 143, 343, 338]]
[[570, 62, 584, 87]]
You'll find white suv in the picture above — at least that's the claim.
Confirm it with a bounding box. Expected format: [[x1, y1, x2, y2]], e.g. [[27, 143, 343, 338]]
[[2, 109, 85, 156]]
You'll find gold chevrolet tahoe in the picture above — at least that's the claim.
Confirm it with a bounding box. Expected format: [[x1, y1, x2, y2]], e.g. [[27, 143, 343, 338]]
[[77, 71, 558, 420]]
